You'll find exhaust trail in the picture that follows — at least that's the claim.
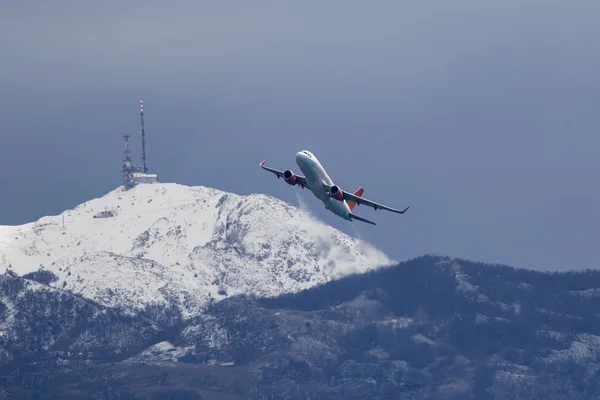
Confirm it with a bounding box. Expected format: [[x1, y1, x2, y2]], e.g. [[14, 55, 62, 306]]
[[350, 221, 376, 271], [351, 222, 368, 252], [295, 190, 312, 215], [351, 221, 362, 241], [296, 189, 379, 271]]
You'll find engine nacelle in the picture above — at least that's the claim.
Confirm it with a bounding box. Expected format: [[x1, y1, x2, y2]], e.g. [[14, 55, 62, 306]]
[[329, 185, 344, 201], [283, 170, 297, 185]]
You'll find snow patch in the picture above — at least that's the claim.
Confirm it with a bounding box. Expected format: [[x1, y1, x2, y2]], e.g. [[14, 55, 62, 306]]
[[544, 333, 600, 365], [568, 288, 600, 299]]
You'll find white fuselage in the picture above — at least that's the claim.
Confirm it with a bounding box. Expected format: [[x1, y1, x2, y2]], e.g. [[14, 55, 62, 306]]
[[295, 150, 352, 221]]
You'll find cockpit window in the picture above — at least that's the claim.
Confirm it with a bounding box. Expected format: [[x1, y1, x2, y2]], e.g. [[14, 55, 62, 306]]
[[303, 151, 312, 158]]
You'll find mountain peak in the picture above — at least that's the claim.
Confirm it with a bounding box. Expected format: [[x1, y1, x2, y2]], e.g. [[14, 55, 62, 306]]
[[0, 183, 394, 317]]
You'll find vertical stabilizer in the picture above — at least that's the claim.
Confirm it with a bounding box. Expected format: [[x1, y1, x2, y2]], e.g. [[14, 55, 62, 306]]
[[346, 187, 364, 211]]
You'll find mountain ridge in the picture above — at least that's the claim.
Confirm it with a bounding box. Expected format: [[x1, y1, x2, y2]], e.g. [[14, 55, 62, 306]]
[[3, 255, 600, 398], [0, 182, 394, 318]]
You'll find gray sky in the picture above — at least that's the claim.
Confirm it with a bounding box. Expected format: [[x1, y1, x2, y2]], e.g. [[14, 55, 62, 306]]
[[1, 1, 599, 271]]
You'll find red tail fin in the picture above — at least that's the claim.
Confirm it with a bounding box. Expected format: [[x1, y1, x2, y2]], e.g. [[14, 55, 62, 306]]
[[346, 187, 364, 211]]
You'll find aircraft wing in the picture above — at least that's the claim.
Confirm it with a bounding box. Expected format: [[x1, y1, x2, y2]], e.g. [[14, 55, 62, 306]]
[[260, 159, 308, 187], [324, 183, 410, 214]]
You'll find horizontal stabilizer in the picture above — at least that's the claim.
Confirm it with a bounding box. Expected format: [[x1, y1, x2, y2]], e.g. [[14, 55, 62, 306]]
[[350, 213, 376, 225]]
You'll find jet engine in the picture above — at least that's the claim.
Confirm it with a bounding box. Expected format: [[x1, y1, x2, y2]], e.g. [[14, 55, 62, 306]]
[[329, 185, 344, 200], [283, 170, 297, 185]]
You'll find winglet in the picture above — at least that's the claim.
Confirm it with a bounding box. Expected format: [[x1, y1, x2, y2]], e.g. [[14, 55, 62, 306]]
[[399, 206, 410, 214], [260, 159, 267, 167]]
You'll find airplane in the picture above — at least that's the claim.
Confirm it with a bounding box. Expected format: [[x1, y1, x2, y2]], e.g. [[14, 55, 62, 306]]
[[260, 150, 409, 225]]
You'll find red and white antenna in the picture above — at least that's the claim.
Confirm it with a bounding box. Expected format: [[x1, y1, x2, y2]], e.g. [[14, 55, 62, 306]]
[[140, 98, 147, 173]]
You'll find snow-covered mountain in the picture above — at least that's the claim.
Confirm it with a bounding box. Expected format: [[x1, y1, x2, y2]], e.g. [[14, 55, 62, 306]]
[[0, 183, 394, 317]]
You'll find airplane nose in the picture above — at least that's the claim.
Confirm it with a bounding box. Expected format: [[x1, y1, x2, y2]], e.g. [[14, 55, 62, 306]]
[[295, 151, 304, 163]]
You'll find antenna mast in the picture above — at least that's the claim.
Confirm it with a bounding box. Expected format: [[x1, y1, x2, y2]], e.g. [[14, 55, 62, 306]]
[[122, 134, 134, 189], [140, 98, 148, 173]]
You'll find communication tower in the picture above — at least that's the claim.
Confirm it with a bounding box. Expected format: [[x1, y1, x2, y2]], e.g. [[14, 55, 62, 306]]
[[121, 98, 157, 190], [122, 134, 135, 189], [140, 99, 148, 173]]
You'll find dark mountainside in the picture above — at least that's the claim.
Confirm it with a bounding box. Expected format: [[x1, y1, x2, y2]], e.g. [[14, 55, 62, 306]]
[[2, 255, 600, 399]]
